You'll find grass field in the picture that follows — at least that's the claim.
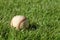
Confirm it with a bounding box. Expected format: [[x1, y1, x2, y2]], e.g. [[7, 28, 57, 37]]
[[0, 0, 60, 40]]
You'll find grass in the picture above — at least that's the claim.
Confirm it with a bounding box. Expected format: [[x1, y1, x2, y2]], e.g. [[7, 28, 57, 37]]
[[0, 0, 60, 40]]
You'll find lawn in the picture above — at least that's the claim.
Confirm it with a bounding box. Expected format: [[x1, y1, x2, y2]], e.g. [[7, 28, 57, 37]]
[[0, 0, 60, 40]]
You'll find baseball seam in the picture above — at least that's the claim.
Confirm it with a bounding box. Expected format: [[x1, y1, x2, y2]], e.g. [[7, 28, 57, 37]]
[[18, 17, 26, 29]]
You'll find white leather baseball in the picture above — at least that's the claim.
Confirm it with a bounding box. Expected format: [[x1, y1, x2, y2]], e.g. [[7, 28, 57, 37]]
[[10, 15, 29, 30]]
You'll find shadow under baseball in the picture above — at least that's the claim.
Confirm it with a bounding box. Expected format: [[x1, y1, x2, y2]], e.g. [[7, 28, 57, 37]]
[[27, 22, 39, 31]]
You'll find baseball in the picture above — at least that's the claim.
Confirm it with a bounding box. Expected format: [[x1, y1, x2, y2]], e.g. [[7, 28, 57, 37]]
[[10, 15, 29, 30]]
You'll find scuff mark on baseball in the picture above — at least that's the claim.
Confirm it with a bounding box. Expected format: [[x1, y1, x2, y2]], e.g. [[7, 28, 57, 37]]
[[10, 15, 29, 30]]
